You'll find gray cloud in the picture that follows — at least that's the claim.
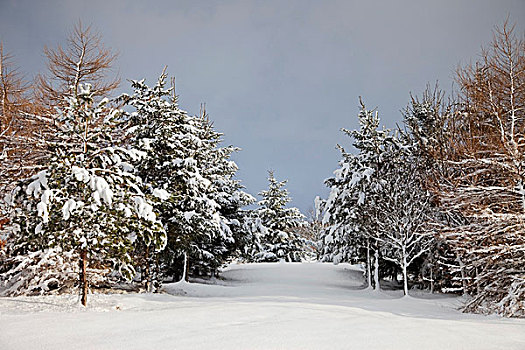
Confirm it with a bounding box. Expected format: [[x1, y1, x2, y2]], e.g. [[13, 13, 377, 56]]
[[1, 0, 524, 212]]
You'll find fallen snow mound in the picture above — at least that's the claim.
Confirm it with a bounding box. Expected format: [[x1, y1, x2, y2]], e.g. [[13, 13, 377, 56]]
[[1, 262, 524, 350]]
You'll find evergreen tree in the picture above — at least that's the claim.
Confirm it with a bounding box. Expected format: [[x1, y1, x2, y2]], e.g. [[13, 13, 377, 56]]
[[120, 73, 254, 281], [320, 150, 364, 265], [189, 112, 257, 275], [320, 102, 393, 290], [3, 84, 163, 304], [255, 171, 306, 262], [319, 100, 436, 293], [402, 88, 462, 295]]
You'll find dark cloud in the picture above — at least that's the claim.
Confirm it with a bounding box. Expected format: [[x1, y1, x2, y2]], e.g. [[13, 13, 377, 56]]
[[1, 0, 524, 212]]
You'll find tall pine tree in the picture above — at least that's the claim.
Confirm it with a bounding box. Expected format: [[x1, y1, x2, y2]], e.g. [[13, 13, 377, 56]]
[[120, 73, 255, 281]]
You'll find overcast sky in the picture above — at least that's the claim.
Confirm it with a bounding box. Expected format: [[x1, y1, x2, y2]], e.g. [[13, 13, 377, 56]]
[[1, 0, 524, 213]]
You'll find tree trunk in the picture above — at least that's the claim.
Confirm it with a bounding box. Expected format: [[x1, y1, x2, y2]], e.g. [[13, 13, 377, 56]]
[[79, 249, 87, 306], [402, 247, 409, 296], [185, 252, 190, 282], [457, 255, 467, 295], [180, 252, 189, 283], [145, 245, 151, 292], [374, 249, 380, 291], [154, 254, 160, 293], [430, 265, 434, 294], [366, 239, 372, 289]]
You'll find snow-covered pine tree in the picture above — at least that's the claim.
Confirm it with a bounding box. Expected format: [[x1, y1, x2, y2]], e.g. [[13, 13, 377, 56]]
[[320, 149, 365, 266], [320, 102, 394, 290], [3, 84, 164, 305], [119, 74, 215, 282], [237, 209, 271, 261], [191, 111, 257, 274], [319, 100, 434, 291], [255, 171, 306, 262], [120, 73, 254, 281], [402, 88, 463, 295]]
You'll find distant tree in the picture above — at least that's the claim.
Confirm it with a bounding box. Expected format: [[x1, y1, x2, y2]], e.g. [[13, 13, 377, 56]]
[[255, 171, 306, 262], [0, 43, 31, 128], [0, 43, 45, 237], [290, 206, 323, 258], [0, 42, 36, 162], [320, 101, 397, 290]]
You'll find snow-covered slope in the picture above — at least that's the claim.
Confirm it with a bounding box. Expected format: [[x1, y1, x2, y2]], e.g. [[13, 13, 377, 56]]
[[1, 262, 523, 350]]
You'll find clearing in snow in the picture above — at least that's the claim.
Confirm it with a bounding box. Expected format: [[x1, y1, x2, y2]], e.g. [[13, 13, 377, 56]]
[[1, 262, 523, 350]]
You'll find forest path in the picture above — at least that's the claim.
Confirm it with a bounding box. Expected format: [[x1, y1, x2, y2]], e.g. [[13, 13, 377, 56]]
[[1, 263, 524, 350]]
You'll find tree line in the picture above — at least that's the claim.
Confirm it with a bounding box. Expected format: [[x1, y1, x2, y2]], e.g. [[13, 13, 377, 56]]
[[317, 20, 524, 318], [0, 22, 308, 305]]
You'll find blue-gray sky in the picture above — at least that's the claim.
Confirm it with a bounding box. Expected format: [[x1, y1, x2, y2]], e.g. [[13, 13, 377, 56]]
[[1, 0, 524, 213]]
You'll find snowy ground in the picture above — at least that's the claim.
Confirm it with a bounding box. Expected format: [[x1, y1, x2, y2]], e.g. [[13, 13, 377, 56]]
[[1, 262, 524, 350]]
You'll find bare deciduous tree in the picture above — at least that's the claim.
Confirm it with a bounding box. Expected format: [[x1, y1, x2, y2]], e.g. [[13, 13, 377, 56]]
[[1, 43, 29, 127], [35, 21, 119, 111], [434, 19, 525, 317], [0, 44, 44, 195]]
